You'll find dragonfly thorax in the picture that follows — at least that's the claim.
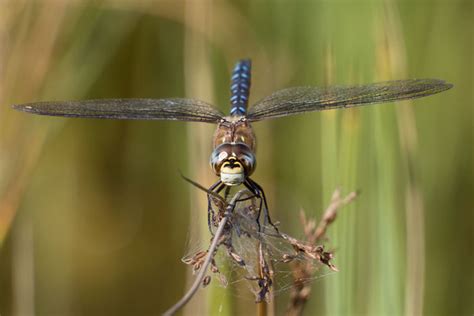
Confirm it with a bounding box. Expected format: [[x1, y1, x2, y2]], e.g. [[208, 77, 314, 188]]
[[213, 117, 256, 150]]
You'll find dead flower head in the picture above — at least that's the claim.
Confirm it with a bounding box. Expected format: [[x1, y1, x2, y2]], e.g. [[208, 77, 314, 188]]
[[182, 188, 356, 303]]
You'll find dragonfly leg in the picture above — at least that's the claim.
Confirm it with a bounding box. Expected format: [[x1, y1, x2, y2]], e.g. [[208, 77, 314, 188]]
[[243, 179, 263, 233], [246, 178, 279, 234], [208, 180, 225, 234], [224, 186, 231, 201]]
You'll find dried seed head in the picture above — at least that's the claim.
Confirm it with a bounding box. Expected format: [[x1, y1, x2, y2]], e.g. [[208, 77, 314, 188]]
[[182, 187, 356, 308], [182, 257, 194, 265], [229, 251, 246, 266], [193, 262, 202, 273], [202, 275, 211, 287], [210, 259, 219, 273], [282, 254, 295, 263]]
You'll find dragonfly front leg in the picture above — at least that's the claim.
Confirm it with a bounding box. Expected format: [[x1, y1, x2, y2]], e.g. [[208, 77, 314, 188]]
[[245, 182, 263, 232], [244, 178, 279, 234], [223, 186, 231, 201], [208, 180, 226, 234]]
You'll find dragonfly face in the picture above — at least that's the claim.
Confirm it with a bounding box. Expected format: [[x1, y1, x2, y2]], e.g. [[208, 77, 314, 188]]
[[210, 140, 256, 186]]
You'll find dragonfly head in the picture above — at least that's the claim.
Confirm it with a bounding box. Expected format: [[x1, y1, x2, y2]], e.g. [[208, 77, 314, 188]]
[[210, 143, 256, 186]]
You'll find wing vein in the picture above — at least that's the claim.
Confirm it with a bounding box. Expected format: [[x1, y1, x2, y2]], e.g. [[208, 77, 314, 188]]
[[13, 98, 224, 123], [247, 79, 453, 122]]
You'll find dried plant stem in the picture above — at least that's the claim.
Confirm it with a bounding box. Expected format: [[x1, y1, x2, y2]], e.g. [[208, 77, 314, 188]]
[[257, 300, 267, 316], [163, 190, 248, 316], [313, 189, 358, 243], [257, 241, 268, 316], [286, 189, 358, 316], [163, 215, 228, 316]]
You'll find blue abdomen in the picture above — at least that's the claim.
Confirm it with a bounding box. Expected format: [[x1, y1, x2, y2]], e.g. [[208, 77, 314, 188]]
[[230, 59, 251, 116]]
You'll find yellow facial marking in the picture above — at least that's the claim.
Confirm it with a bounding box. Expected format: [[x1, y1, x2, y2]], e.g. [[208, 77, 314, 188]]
[[221, 161, 243, 174]]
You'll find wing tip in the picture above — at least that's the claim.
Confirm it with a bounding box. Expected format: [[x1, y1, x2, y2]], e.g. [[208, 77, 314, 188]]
[[444, 81, 454, 90], [422, 78, 454, 90], [411, 78, 453, 95], [432, 79, 454, 94]]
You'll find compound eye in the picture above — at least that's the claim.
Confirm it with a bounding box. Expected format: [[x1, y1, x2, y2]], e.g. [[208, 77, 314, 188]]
[[233, 143, 256, 176], [240, 152, 256, 175], [210, 144, 231, 175]]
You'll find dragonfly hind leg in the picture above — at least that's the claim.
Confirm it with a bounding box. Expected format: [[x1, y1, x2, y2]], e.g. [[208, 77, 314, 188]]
[[244, 178, 279, 234]]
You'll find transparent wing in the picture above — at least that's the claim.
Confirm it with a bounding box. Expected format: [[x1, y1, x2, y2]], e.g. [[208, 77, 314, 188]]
[[247, 79, 453, 122], [12, 98, 225, 123]]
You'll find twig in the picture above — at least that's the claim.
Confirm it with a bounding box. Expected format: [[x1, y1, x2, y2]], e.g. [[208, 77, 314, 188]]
[[257, 298, 267, 316], [163, 190, 248, 316], [256, 241, 269, 316], [163, 215, 228, 316], [313, 189, 358, 242], [286, 188, 358, 316]]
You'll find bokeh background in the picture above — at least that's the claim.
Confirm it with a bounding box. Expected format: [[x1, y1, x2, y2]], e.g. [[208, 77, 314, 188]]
[[0, 0, 472, 315]]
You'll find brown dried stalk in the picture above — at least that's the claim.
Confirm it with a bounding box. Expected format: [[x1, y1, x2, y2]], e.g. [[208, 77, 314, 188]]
[[163, 189, 250, 316], [286, 188, 358, 316]]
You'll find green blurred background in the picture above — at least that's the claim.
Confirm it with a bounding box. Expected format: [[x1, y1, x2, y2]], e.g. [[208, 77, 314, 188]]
[[0, 0, 472, 315]]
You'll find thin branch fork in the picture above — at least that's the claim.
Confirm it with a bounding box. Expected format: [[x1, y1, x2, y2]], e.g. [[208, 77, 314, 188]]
[[313, 189, 358, 243]]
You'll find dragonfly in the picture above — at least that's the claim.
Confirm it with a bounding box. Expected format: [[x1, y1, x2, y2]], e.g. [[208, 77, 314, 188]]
[[12, 59, 453, 232]]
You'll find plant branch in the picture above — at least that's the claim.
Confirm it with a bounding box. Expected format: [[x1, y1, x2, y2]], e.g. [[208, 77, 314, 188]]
[[286, 188, 358, 316], [163, 190, 248, 316]]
